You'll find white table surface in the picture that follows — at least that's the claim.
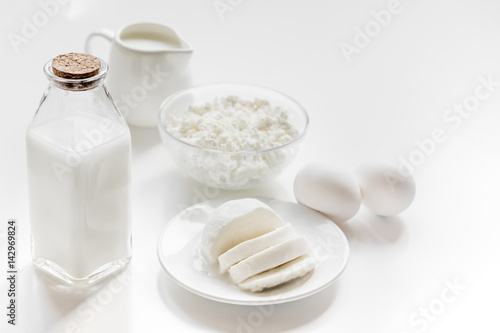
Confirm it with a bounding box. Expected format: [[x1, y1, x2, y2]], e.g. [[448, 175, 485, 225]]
[[2, 0, 500, 332]]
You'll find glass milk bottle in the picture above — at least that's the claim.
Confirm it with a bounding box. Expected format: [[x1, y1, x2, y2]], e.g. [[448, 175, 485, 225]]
[[26, 53, 132, 285]]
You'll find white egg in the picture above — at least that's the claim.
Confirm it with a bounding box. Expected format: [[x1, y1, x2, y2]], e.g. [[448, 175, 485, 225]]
[[294, 162, 361, 223], [357, 165, 416, 216]]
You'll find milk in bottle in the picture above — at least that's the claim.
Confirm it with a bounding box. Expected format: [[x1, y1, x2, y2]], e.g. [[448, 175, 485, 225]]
[[26, 53, 132, 285]]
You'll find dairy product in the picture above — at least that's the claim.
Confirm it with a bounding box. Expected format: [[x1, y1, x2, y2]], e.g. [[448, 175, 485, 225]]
[[218, 223, 296, 273], [166, 96, 298, 152], [164, 96, 300, 189], [228, 236, 310, 284], [26, 114, 132, 279], [121, 37, 182, 51], [201, 198, 317, 292], [201, 198, 285, 264], [239, 256, 317, 292]]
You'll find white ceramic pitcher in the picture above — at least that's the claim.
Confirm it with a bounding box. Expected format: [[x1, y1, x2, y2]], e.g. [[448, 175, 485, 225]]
[[85, 22, 193, 128]]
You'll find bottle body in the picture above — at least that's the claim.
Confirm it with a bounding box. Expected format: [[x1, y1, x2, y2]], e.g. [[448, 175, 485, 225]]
[[26, 57, 132, 285]]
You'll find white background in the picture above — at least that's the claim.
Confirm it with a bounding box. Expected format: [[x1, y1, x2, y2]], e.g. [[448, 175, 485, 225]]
[[1, 0, 500, 332]]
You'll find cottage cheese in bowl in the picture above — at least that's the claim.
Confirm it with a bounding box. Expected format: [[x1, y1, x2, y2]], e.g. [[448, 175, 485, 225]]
[[158, 83, 308, 189]]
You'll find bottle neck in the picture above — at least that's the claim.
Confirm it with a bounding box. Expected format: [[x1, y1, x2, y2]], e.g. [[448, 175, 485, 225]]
[[31, 56, 127, 131], [44, 58, 108, 91]]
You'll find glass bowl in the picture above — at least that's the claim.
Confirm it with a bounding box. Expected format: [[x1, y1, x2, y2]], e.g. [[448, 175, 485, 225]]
[[158, 83, 309, 190]]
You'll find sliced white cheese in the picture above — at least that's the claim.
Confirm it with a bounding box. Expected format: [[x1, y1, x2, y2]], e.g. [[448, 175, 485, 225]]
[[229, 236, 311, 284], [218, 224, 297, 273], [201, 198, 285, 263], [239, 256, 317, 292]]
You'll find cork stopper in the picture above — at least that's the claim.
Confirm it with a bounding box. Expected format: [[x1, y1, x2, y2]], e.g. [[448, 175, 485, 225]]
[[52, 53, 100, 79]]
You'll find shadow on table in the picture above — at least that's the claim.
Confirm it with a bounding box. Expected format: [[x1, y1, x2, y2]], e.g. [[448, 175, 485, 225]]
[[157, 270, 339, 332], [336, 207, 410, 247], [23, 265, 134, 333], [129, 125, 162, 156]]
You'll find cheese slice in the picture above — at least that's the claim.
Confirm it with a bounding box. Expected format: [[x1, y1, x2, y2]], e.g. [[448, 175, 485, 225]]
[[218, 224, 297, 273], [229, 236, 311, 284], [201, 198, 285, 264], [239, 256, 317, 292]]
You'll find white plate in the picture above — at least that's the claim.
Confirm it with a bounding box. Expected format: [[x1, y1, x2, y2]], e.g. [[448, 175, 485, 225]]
[[157, 197, 349, 305]]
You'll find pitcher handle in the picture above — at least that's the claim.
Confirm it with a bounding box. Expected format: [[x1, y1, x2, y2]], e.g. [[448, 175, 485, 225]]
[[85, 29, 115, 55]]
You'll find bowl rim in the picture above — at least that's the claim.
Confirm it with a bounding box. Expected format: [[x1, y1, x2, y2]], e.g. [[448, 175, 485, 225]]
[[158, 82, 310, 155]]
